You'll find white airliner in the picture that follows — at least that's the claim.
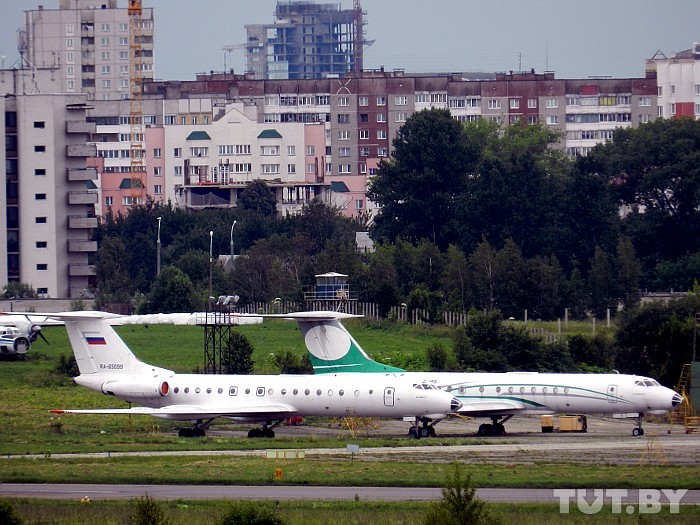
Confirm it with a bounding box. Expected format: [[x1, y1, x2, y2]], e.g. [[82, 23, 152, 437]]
[[275, 312, 683, 438], [46, 312, 461, 438], [0, 313, 55, 357]]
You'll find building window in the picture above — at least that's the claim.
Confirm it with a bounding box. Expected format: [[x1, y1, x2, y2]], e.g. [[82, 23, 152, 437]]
[[154, 185, 162, 195], [287, 145, 296, 156], [339, 147, 351, 157], [35, 145, 46, 152], [36, 217, 47, 224], [639, 97, 651, 107], [359, 129, 369, 140], [37, 264, 48, 271], [378, 147, 388, 157], [338, 130, 350, 140], [377, 96, 386, 106], [395, 95, 407, 106], [174, 166, 183, 176], [287, 164, 296, 174], [509, 98, 520, 109], [105, 196, 113, 206], [164, 115, 176, 125], [355, 199, 364, 210], [546, 115, 559, 125], [377, 129, 387, 139], [377, 113, 386, 122], [261, 164, 280, 174], [359, 163, 367, 174], [338, 164, 351, 174], [35, 169, 46, 176], [173, 147, 182, 157], [35, 193, 47, 200], [546, 98, 559, 108], [488, 99, 501, 110], [36, 241, 47, 248], [338, 96, 349, 106], [189, 147, 208, 157], [358, 96, 369, 106], [153, 167, 162, 177], [395, 112, 407, 123], [337, 113, 350, 124], [153, 148, 162, 157], [260, 145, 280, 156], [34, 121, 45, 128], [306, 145, 315, 155], [306, 164, 316, 174]]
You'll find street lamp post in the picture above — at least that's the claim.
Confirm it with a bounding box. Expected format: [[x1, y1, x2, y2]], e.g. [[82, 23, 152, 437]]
[[209, 230, 213, 296], [156, 216, 162, 275], [230, 220, 237, 263]]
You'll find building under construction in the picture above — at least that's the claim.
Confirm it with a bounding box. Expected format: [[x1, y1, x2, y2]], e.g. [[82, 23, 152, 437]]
[[244, 1, 365, 79]]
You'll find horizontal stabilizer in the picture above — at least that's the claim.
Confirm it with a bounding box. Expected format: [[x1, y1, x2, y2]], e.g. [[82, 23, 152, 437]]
[[455, 400, 525, 416]]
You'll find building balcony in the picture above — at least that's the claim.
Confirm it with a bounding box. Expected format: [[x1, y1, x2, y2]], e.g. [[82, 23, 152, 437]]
[[66, 144, 97, 157], [66, 121, 97, 134], [68, 215, 98, 229], [68, 263, 96, 277], [67, 167, 98, 181], [67, 191, 98, 205], [67, 239, 97, 253]]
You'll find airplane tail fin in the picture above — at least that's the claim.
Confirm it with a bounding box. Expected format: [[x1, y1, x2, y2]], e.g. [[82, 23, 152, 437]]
[[47, 312, 168, 376], [273, 312, 405, 374]]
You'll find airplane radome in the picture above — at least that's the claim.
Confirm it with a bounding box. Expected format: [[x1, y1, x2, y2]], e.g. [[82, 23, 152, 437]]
[[274, 311, 683, 439], [45, 312, 461, 438]]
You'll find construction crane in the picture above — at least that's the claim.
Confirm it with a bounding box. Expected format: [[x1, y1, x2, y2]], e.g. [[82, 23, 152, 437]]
[[128, 0, 144, 206]]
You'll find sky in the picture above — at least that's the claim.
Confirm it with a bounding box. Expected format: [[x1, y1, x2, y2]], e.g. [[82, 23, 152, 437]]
[[0, 0, 698, 81]]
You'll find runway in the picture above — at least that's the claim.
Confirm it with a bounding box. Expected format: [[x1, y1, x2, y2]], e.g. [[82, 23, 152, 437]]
[[2, 483, 699, 505]]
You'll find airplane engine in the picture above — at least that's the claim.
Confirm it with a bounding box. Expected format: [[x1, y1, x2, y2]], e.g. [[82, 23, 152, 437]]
[[29, 324, 42, 342], [100, 378, 170, 399]]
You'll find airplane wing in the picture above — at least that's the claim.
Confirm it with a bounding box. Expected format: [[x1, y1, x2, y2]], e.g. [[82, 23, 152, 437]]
[[51, 404, 297, 420], [454, 399, 546, 417]]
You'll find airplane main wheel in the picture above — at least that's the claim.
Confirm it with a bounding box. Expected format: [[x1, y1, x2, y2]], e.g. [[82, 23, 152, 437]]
[[477, 423, 493, 436], [248, 428, 261, 438], [494, 423, 506, 436], [408, 427, 420, 439], [632, 427, 644, 437], [419, 426, 431, 438], [263, 428, 275, 438]]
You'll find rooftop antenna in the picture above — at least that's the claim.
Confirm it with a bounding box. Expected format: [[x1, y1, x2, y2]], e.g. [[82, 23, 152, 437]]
[[16, 29, 31, 69]]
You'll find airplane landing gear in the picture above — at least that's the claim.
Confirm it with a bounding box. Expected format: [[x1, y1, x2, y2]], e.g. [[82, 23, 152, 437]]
[[178, 418, 213, 438], [476, 416, 512, 436], [247, 420, 282, 438], [632, 413, 645, 436], [408, 419, 438, 439]]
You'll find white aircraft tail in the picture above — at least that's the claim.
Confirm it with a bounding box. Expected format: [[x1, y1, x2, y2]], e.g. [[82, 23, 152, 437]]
[[272, 311, 404, 374], [48, 312, 168, 376]]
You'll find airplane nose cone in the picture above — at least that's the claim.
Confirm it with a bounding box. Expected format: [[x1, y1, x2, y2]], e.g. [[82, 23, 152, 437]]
[[451, 397, 463, 412], [672, 393, 683, 407]]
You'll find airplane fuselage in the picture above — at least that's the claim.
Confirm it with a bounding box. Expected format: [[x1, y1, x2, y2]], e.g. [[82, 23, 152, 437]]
[[75, 370, 458, 422], [382, 371, 679, 416]]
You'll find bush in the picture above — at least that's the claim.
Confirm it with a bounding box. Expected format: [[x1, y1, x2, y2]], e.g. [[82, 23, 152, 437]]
[[423, 464, 499, 525], [129, 495, 170, 525], [219, 501, 286, 525], [0, 499, 23, 525]]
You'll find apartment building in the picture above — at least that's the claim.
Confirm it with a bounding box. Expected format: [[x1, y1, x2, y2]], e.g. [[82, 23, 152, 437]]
[[1, 69, 97, 297], [244, 1, 364, 80], [24, 0, 154, 101], [647, 42, 700, 119]]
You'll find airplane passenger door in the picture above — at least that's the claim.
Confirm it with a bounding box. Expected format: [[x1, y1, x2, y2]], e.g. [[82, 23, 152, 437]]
[[607, 384, 618, 403], [384, 387, 395, 407]]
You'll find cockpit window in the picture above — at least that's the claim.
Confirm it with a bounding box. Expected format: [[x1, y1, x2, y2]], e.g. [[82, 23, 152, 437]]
[[412, 382, 436, 390]]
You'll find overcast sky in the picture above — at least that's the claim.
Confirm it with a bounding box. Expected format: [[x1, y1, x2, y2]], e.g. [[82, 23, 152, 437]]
[[1, 1, 698, 80]]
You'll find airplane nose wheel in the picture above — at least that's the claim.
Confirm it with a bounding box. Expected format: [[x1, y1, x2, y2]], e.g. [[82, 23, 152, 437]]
[[632, 413, 645, 436], [408, 420, 437, 439]]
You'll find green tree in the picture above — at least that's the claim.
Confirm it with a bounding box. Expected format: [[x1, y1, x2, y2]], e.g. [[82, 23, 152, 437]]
[[95, 236, 135, 306], [426, 343, 460, 372], [368, 108, 472, 249], [582, 118, 700, 286], [441, 244, 472, 312], [273, 349, 312, 374], [238, 179, 277, 217], [614, 293, 700, 386], [587, 246, 616, 317], [141, 266, 199, 314], [1, 282, 37, 299], [616, 236, 642, 310], [221, 331, 254, 375], [493, 239, 528, 318], [423, 464, 498, 525], [526, 255, 564, 320], [469, 239, 498, 311]]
